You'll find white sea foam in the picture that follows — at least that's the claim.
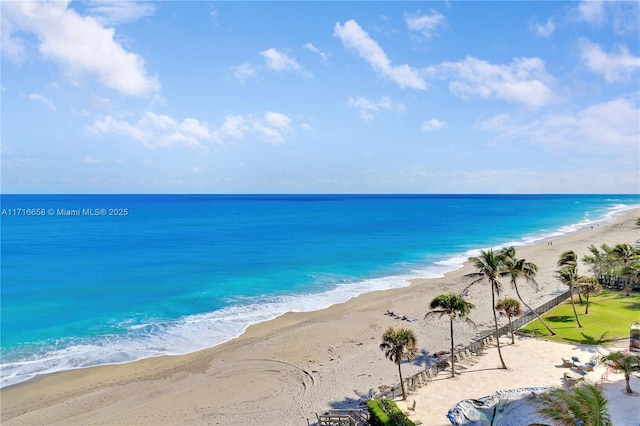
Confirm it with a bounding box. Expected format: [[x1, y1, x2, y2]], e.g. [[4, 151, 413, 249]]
[[0, 271, 425, 388]]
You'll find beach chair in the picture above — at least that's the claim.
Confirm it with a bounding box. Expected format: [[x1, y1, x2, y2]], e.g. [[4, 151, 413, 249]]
[[451, 356, 468, 370], [571, 356, 581, 367], [424, 367, 435, 382], [584, 355, 598, 371], [457, 352, 475, 366], [463, 349, 479, 364], [561, 357, 573, 368]]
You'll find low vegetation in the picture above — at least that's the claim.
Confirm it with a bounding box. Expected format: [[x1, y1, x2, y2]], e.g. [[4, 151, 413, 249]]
[[520, 290, 640, 345], [367, 398, 415, 426]]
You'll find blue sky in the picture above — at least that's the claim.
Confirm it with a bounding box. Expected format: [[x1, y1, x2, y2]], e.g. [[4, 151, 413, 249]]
[[1, 1, 639, 194]]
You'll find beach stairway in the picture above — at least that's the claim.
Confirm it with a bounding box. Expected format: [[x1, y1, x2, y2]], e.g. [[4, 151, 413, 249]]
[[314, 409, 369, 426]]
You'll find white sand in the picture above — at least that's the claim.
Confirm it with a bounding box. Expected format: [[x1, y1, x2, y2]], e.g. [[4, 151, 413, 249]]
[[1, 209, 638, 425]]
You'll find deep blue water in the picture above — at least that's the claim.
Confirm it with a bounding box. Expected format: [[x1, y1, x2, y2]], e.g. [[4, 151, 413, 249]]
[[1, 194, 638, 387]]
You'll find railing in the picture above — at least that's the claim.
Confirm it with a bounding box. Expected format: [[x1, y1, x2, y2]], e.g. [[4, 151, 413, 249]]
[[313, 409, 369, 426]]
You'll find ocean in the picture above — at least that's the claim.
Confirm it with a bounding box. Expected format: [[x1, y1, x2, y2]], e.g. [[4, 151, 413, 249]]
[[1, 194, 638, 388]]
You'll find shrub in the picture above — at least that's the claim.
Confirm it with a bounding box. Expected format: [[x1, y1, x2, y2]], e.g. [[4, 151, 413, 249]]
[[367, 398, 415, 426]]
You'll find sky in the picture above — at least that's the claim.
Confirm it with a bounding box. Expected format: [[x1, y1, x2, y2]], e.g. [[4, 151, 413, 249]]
[[1, 0, 639, 194]]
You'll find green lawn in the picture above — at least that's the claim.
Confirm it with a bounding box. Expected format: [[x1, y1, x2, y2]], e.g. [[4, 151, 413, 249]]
[[520, 290, 640, 345]]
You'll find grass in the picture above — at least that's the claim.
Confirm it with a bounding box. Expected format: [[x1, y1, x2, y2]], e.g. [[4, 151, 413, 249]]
[[520, 290, 640, 345]]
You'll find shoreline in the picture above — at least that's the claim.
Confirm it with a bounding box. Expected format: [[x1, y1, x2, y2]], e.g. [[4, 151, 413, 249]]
[[2, 203, 634, 390], [1, 208, 638, 425]]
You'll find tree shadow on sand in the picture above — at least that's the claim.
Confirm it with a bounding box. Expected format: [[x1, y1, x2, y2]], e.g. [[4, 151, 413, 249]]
[[412, 348, 437, 368], [327, 389, 375, 411]]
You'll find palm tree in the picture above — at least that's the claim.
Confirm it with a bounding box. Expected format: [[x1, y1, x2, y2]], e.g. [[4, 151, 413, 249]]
[[501, 246, 555, 335], [466, 249, 507, 369], [425, 293, 476, 378], [582, 244, 613, 278], [601, 351, 640, 394], [577, 276, 602, 314], [556, 250, 583, 328], [536, 383, 611, 426], [379, 326, 418, 400], [611, 243, 640, 295], [495, 297, 521, 344], [620, 263, 640, 295], [611, 243, 639, 268]]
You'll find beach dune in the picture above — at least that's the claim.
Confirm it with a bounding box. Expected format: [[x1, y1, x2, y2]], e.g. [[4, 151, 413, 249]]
[[1, 209, 638, 425]]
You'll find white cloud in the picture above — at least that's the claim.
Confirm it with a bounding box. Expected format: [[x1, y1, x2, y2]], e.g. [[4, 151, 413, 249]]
[[252, 112, 294, 144], [574, 1, 639, 35], [87, 114, 150, 146], [217, 112, 294, 143], [421, 118, 447, 131], [87, 110, 296, 147], [334, 20, 427, 90], [264, 111, 292, 130], [232, 63, 259, 82], [82, 156, 102, 164], [86, 112, 210, 148], [576, 0, 606, 25], [479, 96, 639, 153], [578, 38, 640, 83], [260, 48, 302, 72], [348, 95, 405, 121], [83, 1, 156, 26], [2, 1, 159, 97], [426, 56, 555, 108], [531, 17, 555, 38], [405, 9, 446, 40], [303, 43, 328, 63], [219, 115, 248, 139], [1, 14, 27, 63], [28, 93, 57, 111]]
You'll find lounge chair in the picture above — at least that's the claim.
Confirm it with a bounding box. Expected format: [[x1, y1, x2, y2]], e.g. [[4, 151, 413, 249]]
[[463, 349, 479, 363], [457, 352, 476, 366], [561, 357, 573, 368], [571, 365, 588, 375]]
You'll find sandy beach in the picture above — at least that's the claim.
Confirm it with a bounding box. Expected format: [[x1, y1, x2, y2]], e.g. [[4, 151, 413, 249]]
[[1, 208, 639, 425], [397, 335, 640, 426]]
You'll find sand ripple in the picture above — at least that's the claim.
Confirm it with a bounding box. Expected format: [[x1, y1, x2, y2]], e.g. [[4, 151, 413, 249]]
[[207, 359, 315, 415]]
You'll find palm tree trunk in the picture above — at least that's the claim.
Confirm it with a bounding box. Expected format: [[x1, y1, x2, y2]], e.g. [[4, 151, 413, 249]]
[[508, 316, 515, 344], [569, 285, 583, 328], [585, 294, 590, 314], [398, 361, 406, 400], [450, 318, 455, 378], [513, 284, 556, 335], [625, 374, 632, 394], [491, 283, 507, 369]]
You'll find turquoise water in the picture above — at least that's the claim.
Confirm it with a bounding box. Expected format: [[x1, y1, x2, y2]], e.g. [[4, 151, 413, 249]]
[[1, 194, 638, 387]]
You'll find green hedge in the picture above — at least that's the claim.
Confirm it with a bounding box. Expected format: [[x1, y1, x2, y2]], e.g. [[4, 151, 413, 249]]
[[367, 398, 415, 426]]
